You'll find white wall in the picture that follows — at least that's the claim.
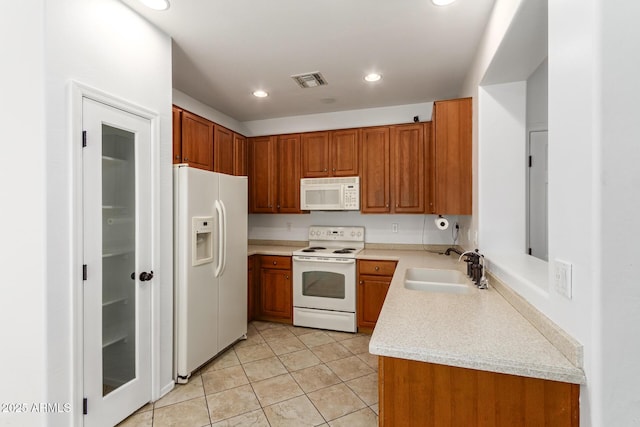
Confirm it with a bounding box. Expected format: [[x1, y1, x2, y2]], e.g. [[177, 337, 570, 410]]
[[526, 58, 548, 130], [250, 213, 462, 246], [243, 102, 433, 136], [0, 3, 47, 426], [43, 0, 173, 425], [462, 0, 640, 424], [592, 0, 640, 424], [173, 89, 248, 135]]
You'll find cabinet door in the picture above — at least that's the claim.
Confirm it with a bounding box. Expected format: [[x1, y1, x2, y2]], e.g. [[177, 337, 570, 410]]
[[360, 127, 391, 213], [330, 129, 359, 176], [391, 124, 425, 213], [425, 122, 435, 214], [181, 111, 213, 171], [357, 275, 391, 330], [248, 136, 278, 213], [248, 256, 255, 322], [259, 268, 292, 322], [213, 125, 234, 175], [301, 131, 330, 178], [233, 133, 247, 176], [172, 106, 182, 164], [277, 134, 303, 213], [433, 98, 472, 214]]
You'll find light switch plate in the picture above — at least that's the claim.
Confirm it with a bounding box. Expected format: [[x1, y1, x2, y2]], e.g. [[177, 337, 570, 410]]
[[554, 259, 572, 299]]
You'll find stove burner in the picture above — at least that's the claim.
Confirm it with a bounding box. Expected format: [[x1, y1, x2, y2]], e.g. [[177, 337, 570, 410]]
[[333, 249, 354, 254], [302, 246, 327, 252]]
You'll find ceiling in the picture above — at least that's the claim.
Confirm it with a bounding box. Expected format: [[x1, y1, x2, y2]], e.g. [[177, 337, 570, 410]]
[[121, 0, 497, 122]]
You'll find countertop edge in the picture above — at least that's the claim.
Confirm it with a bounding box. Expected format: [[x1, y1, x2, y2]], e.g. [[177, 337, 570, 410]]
[[369, 344, 586, 384]]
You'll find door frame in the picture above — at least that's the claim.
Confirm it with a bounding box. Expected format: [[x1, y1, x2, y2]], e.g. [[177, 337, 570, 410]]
[[70, 81, 162, 426]]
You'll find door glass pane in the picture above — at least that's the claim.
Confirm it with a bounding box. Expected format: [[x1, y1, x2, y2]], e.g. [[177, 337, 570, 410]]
[[302, 271, 345, 299], [101, 124, 136, 396]]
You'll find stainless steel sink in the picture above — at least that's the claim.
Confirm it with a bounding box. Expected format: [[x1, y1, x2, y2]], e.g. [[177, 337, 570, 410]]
[[403, 268, 471, 294]]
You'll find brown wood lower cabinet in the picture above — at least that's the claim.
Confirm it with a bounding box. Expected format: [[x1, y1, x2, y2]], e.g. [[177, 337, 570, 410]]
[[379, 356, 579, 427], [357, 259, 397, 333], [256, 255, 292, 324], [247, 255, 256, 322]]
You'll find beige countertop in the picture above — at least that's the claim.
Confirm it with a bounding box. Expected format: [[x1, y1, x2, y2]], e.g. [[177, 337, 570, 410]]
[[247, 244, 585, 384]]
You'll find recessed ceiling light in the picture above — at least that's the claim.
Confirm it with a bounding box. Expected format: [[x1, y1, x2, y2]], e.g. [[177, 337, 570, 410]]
[[253, 90, 268, 98], [432, 0, 456, 6], [139, 0, 170, 10], [364, 73, 382, 82]]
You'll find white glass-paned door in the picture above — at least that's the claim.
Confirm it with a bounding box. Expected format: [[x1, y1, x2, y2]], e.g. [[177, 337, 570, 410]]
[[83, 97, 152, 427]]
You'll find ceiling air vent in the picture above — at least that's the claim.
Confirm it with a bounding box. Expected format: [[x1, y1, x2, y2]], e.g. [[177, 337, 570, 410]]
[[291, 72, 327, 89]]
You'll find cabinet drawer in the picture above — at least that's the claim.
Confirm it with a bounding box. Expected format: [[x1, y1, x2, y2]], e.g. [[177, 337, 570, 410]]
[[358, 259, 397, 276], [260, 255, 292, 270]]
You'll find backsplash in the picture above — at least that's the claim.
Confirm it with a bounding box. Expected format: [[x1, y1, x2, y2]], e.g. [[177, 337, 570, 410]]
[[249, 212, 466, 245]]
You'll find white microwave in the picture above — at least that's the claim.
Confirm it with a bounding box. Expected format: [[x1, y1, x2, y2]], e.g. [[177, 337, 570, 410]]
[[300, 177, 360, 211]]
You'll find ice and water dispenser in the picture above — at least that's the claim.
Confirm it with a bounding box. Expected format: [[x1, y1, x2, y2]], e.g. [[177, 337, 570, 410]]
[[192, 217, 214, 266]]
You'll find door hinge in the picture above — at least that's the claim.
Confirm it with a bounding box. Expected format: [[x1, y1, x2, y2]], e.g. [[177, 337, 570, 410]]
[[83, 398, 87, 415], [83, 264, 87, 281], [528, 155, 532, 167], [82, 130, 87, 147]]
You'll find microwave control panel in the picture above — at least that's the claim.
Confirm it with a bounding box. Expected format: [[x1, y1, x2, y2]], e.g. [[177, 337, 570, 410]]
[[343, 185, 359, 209]]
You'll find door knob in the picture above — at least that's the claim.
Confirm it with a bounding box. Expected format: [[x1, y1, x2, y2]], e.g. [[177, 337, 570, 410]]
[[139, 271, 154, 282]]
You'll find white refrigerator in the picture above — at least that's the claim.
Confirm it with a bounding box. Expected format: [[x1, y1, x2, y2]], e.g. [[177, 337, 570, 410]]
[[173, 164, 248, 383]]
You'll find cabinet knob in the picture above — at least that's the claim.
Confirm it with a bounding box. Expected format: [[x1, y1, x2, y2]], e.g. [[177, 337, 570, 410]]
[[332, 168, 336, 172], [184, 157, 189, 161], [359, 280, 364, 284], [175, 155, 181, 160], [323, 168, 327, 172], [277, 204, 280, 209], [375, 266, 380, 271], [386, 204, 389, 208], [273, 261, 277, 265], [396, 203, 399, 208], [285, 275, 289, 280]]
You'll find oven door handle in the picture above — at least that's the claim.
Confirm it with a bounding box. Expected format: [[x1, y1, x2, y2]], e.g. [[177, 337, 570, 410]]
[[293, 256, 356, 264]]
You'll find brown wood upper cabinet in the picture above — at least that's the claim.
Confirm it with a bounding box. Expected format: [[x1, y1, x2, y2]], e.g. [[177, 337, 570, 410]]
[[173, 106, 247, 175], [213, 124, 234, 175], [233, 133, 247, 176], [360, 126, 391, 213], [391, 123, 428, 213], [360, 124, 428, 214], [179, 110, 214, 171], [248, 134, 304, 213], [301, 129, 359, 177], [172, 106, 183, 164], [432, 98, 472, 214]]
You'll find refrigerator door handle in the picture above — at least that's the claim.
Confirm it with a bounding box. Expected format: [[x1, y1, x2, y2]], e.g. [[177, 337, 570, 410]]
[[219, 200, 227, 276], [214, 200, 224, 277]]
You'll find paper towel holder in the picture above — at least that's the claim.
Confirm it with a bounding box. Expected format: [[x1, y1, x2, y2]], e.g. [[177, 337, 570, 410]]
[[435, 215, 449, 230]]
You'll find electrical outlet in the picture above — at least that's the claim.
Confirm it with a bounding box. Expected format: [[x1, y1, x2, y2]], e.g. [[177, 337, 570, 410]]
[[392, 223, 398, 233], [554, 259, 572, 299]]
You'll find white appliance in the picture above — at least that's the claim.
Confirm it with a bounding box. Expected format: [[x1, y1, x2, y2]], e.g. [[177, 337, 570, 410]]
[[173, 165, 247, 383], [292, 226, 365, 333], [300, 177, 360, 211]]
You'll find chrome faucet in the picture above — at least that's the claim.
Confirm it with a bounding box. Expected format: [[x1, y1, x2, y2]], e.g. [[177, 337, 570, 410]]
[[457, 249, 489, 289]]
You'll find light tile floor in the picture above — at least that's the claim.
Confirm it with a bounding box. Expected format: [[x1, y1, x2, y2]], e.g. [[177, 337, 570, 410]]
[[118, 321, 379, 427]]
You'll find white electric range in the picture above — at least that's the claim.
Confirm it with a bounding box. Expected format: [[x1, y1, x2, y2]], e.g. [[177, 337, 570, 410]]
[[292, 226, 365, 333]]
